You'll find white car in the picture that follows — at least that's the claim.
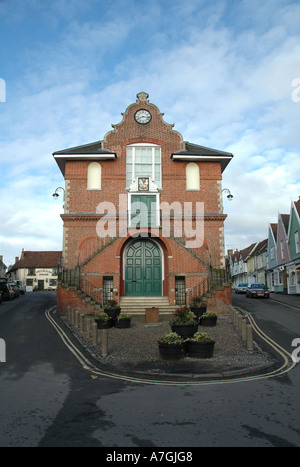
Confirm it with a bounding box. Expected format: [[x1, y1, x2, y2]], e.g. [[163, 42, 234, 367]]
[[234, 283, 248, 294], [15, 280, 26, 295]]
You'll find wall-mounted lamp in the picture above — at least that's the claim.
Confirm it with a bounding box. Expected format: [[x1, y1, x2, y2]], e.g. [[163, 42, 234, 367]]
[[222, 188, 233, 201], [52, 187, 65, 200]]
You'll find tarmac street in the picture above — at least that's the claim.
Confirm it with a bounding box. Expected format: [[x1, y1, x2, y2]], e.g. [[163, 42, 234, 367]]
[[0, 291, 300, 447]]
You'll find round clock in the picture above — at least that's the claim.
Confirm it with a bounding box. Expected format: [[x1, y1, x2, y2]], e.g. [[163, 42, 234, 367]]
[[134, 109, 152, 124]]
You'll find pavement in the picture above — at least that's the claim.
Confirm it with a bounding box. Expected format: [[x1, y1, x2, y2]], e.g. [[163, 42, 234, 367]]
[[269, 292, 300, 309]]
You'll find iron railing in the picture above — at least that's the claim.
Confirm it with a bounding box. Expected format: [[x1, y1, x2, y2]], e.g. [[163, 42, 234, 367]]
[[186, 268, 231, 305], [58, 266, 80, 289], [80, 275, 103, 305]]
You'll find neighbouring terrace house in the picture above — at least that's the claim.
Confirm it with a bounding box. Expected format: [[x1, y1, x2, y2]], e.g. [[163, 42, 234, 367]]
[[228, 243, 257, 288], [53, 92, 233, 316], [245, 239, 268, 286], [266, 223, 278, 292], [287, 197, 300, 294], [0, 256, 7, 278], [274, 213, 291, 294], [8, 250, 62, 291]]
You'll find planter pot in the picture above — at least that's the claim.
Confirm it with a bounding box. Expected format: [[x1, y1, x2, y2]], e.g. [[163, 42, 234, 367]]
[[187, 340, 215, 358], [171, 323, 198, 338], [95, 319, 114, 329], [190, 306, 207, 320], [104, 307, 121, 320], [158, 342, 186, 360], [200, 316, 217, 327], [115, 318, 131, 328]]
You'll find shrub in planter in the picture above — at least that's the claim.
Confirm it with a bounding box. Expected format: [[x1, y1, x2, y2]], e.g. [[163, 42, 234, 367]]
[[186, 332, 215, 358], [103, 299, 121, 319], [95, 313, 114, 329], [190, 296, 207, 320], [158, 332, 186, 359], [170, 306, 198, 337], [199, 311, 218, 327], [115, 313, 131, 328]]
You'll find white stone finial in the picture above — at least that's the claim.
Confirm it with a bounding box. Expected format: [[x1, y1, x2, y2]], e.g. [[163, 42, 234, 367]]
[[136, 92, 149, 102]]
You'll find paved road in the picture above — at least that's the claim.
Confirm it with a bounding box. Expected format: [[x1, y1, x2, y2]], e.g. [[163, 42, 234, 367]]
[[1, 291, 300, 448]]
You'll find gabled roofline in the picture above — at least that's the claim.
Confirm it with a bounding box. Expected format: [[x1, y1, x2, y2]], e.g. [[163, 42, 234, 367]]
[[53, 142, 117, 176], [171, 141, 233, 173], [268, 223, 277, 246], [287, 199, 300, 239]]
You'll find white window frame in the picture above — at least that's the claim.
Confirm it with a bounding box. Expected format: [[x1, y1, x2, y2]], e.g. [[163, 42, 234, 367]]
[[295, 231, 300, 254], [270, 246, 275, 260], [126, 143, 161, 189], [280, 240, 285, 260]]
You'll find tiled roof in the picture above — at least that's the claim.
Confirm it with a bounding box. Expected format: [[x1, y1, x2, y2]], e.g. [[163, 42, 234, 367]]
[[294, 199, 300, 217], [240, 243, 257, 261], [251, 239, 268, 256], [8, 251, 62, 272]]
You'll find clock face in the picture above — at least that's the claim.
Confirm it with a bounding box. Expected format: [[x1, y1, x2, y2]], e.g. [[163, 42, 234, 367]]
[[134, 109, 152, 124]]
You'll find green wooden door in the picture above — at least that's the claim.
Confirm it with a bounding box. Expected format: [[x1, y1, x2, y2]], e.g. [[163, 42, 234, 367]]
[[125, 240, 162, 296]]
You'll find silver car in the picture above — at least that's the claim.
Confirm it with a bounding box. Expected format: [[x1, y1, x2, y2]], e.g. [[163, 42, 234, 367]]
[[235, 283, 248, 294]]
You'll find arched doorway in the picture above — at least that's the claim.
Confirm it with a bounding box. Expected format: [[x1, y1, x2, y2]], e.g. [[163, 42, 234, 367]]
[[124, 239, 162, 296]]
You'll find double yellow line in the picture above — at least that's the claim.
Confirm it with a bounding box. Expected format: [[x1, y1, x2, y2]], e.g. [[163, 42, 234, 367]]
[[234, 306, 296, 379], [45, 306, 296, 387]]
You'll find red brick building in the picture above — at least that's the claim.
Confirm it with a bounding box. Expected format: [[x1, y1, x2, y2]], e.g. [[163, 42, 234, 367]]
[[54, 92, 233, 314]]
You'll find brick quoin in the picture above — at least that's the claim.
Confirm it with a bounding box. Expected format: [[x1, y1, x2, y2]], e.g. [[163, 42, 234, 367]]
[[53, 92, 234, 311]]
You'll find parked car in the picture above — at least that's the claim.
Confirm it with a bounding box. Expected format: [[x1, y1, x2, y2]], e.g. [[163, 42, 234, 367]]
[[9, 282, 20, 298], [234, 283, 248, 294], [0, 283, 15, 300], [15, 280, 26, 295], [0, 290, 2, 304], [246, 283, 270, 299]]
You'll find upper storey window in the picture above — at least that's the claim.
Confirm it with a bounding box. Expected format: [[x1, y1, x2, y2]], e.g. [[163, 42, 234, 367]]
[[87, 162, 101, 190], [126, 144, 161, 189], [186, 162, 200, 190]]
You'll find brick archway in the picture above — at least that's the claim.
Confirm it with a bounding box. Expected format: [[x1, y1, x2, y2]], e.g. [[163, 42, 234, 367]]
[[118, 232, 169, 297]]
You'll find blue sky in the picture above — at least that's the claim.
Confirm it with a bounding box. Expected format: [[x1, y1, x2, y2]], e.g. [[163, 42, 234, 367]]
[[0, 0, 300, 266]]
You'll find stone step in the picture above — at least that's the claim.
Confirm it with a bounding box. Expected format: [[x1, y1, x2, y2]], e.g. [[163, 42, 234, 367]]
[[120, 296, 170, 302], [120, 296, 177, 315]]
